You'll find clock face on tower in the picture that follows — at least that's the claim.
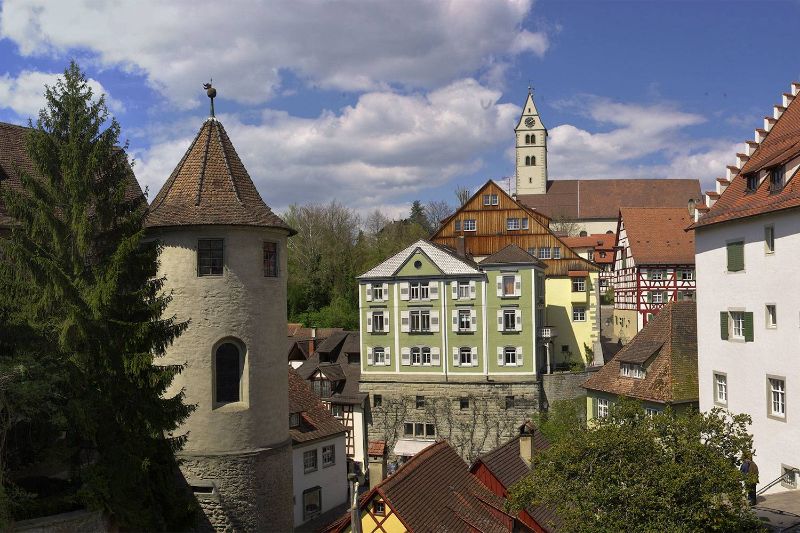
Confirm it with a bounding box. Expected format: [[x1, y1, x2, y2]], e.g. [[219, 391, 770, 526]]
[[524, 117, 535, 128]]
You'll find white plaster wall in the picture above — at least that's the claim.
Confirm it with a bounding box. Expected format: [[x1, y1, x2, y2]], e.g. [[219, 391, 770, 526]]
[[292, 435, 348, 526], [696, 210, 800, 493], [352, 407, 368, 471], [153, 225, 290, 453]]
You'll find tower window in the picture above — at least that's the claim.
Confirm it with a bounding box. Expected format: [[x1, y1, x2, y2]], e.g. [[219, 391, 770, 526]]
[[198, 239, 224, 276], [525, 156, 535, 166], [524, 134, 530, 144], [529, 134, 535, 144], [263, 241, 278, 277], [215, 342, 242, 403]]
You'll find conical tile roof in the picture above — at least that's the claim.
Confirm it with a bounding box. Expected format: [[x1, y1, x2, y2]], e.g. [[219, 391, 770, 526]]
[[146, 118, 293, 233]]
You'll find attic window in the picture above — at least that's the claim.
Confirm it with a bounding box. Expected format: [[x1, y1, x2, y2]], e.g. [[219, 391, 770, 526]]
[[290, 412, 300, 428], [620, 362, 645, 379], [770, 166, 785, 192], [312, 378, 331, 397], [746, 173, 758, 191]]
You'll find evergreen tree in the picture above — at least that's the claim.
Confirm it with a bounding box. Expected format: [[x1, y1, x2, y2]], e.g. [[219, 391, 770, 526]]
[[409, 199, 431, 234], [0, 62, 197, 529]]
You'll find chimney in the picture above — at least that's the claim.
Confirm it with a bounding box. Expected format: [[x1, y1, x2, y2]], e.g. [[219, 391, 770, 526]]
[[456, 236, 466, 257], [308, 327, 317, 355], [519, 421, 534, 467]]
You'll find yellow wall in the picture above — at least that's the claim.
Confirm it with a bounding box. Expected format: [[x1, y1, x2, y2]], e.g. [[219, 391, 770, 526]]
[[342, 496, 407, 533], [612, 309, 638, 344], [544, 273, 599, 367]]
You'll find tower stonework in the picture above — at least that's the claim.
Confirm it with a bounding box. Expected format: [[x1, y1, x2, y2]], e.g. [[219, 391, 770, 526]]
[[146, 95, 295, 531], [515, 89, 548, 195]]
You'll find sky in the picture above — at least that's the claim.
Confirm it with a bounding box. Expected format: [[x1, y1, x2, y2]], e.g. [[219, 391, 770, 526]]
[[0, 0, 798, 220]]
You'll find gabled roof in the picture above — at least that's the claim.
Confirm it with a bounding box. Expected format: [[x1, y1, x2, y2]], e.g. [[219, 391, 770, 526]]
[[0, 121, 144, 228], [471, 431, 559, 532], [561, 233, 616, 265], [619, 207, 695, 265], [358, 239, 481, 279], [582, 301, 698, 404], [325, 440, 525, 533], [146, 118, 293, 233], [694, 85, 800, 228], [517, 179, 702, 221], [288, 367, 346, 445], [297, 331, 366, 406], [480, 244, 546, 268]]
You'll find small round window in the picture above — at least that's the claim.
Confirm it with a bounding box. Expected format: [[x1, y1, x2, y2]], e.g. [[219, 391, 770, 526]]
[[414, 260, 422, 269]]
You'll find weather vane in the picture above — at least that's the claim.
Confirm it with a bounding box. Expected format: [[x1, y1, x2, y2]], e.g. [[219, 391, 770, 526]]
[[203, 79, 216, 117]]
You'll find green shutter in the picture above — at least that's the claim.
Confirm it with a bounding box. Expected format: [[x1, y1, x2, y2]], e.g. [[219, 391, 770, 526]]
[[727, 241, 744, 272], [744, 312, 754, 342], [647, 292, 652, 303], [720, 312, 729, 340]]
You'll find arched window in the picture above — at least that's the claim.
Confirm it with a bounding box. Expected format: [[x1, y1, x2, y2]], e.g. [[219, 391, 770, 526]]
[[529, 134, 535, 144], [524, 134, 530, 144], [525, 156, 530, 166], [216, 342, 242, 403], [529, 156, 536, 166]]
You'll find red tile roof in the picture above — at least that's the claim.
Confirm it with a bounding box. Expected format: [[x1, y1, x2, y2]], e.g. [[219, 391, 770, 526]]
[[694, 88, 800, 228], [368, 440, 386, 457], [517, 179, 701, 221], [324, 440, 527, 533], [146, 118, 293, 233], [582, 301, 698, 404], [288, 368, 346, 445], [620, 207, 695, 265]]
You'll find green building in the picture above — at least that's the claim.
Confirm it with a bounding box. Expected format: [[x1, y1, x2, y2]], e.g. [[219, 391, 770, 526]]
[[358, 240, 547, 462]]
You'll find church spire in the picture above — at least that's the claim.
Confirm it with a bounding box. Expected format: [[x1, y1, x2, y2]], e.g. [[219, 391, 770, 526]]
[[514, 87, 548, 196]]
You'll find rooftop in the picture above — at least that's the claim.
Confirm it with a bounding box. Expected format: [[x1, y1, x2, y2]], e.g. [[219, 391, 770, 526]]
[[297, 331, 366, 406], [288, 367, 346, 445], [619, 207, 695, 265], [358, 239, 481, 278]]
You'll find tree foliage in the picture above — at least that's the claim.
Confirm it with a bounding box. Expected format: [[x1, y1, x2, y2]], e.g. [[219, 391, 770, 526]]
[[507, 400, 762, 533], [0, 62, 197, 529], [284, 203, 427, 328]]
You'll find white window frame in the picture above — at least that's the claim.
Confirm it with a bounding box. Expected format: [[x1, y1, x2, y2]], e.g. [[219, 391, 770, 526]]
[[539, 247, 551, 260], [768, 377, 786, 419], [303, 449, 318, 473], [552, 247, 560, 259], [572, 278, 586, 292], [411, 347, 422, 365], [409, 310, 431, 333], [491, 194, 499, 206], [644, 407, 660, 417], [458, 309, 471, 332], [372, 284, 385, 301], [409, 282, 429, 301], [322, 444, 336, 467], [503, 346, 517, 366], [714, 372, 727, 405], [372, 311, 385, 333], [652, 292, 664, 304], [502, 275, 516, 297], [680, 269, 694, 281], [463, 219, 476, 232], [620, 362, 645, 379], [421, 347, 431, 365], [730, 311, 745, 339], [650, 270, 664, 281], [457, 282, 470, 299], [459, 347, 473, 366], [507, 218, 520, 231], [483, 194, 491, 206], [522, 218, 529, 230], [572, 306, 586, 322], [597, 398, 609, 418], [765, 225, 775, 254], [503, 309, 516, 331], [373, 347, 386, 366], [766, 304, 777, 329]]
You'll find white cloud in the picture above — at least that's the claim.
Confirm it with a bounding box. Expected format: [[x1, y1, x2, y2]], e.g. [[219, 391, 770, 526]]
[[0, 0, 547, 108], [133, 79, 518, 211], [547, 96, 737, 188], [0, 70, 122, 119]]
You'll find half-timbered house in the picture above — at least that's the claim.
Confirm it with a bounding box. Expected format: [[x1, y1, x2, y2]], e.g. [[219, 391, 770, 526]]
[[612, 207, 696, 342], [431, 180, 603, 367]]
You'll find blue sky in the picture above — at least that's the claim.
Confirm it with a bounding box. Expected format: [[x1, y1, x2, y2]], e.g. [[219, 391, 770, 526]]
[[0, 0, 798, 219]]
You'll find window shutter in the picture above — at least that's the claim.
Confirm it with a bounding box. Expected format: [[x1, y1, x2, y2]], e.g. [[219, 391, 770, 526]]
[[744, 312, 754, 342], [496, 275, 503, 297], [452, 310, 459, 332], [727, 241, 744, 272], [453, 347, 460, 367], [647, 292, 652, 304], [514, 275, 522, 296], [720, 312, 729, 340], [401, 347, 411, 366], [367, 347, 374, 366], [429, 281, 439, 300], [593, 397, 598, 419], [366, 283, 373, 302], [515, 309, 522, 331], [384, 314, 390, 332], [451, 281, 458, 300], [470, 309, 477, 332], [382, 283, 389, 299], [497, 310, 504, 332], [431, 347, 440, 366], [400, 282, 410, 301], [469, 280, 476, 299], [384, 347, 391, 366], [471, 347, 478, 366], [366, 314, 373, 333], [401, 311, 410, 332], [430, 310, 440, 332], [516, 346, 523, 367], [497, 347, 504, 366]]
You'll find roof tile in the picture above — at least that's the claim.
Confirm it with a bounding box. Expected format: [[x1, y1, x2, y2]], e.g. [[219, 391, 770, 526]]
[[620, 207, 695, 265]]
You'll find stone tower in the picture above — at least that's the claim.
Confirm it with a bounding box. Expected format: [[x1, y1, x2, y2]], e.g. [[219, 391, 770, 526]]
[[515, 87, 548, 195], [146, 86, 295, 531]]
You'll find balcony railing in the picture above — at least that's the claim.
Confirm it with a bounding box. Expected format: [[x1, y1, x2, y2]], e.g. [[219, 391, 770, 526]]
[[538, 326, 558, 339]]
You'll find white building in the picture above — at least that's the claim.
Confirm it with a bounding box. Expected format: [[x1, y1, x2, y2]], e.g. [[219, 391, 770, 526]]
[[694, 81, 800, 496], [289, 368, 348, 527]]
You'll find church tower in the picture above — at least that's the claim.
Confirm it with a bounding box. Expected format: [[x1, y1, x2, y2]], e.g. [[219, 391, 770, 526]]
[[146, 84, 295, 531], [515, 87, 548, 195]]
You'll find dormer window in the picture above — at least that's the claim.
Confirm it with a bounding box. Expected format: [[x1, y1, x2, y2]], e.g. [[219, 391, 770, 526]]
[[620, 362, 645, 379], [770, 166, 785, 192], [746, 173, 758, 191], [312, 378, 331, 397], [290, 412, 300, 428]]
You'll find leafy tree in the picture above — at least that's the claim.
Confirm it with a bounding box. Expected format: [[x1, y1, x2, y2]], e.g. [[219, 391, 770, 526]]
[[0, 62, 197, 529], [507, 400, 762, 533]]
